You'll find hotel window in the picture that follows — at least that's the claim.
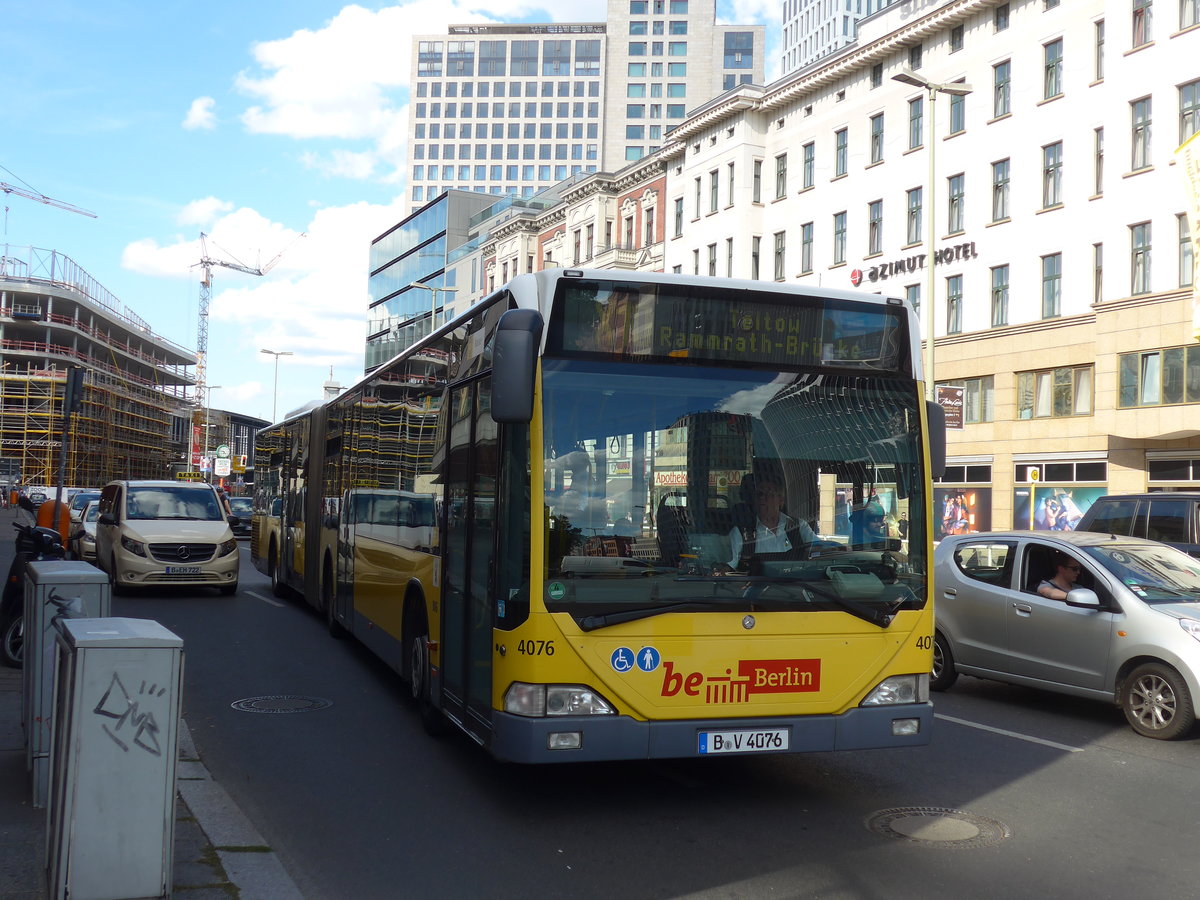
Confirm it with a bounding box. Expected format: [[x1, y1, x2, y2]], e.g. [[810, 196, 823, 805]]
[[693, 248, 700, 275], [1181, 214, 1194, 288], [1094, 127, 1104, 194], [993, 61, 1011, 117], [834, 128, 848, 176], [802, 142, 815, 188], [726, 237, 733, 276], [708, 243, 717, 276], [694, 177, 701, 218], [947, 174, 965, 234], [727, 162, 735, 206], [949, 24, 964, 53], [1184, 0, 1200, 28], [775, 153, 788, 199], [1042, 142, 1063, 207], [1131, 221, 1152, 295], [949, 89, 966, 134], [909, 44, 922, 70], [800, 222, 813, 274], [937, 376, 995, 423], [869, 114, 884, 163], [868, 200, 883, 255], [946, 275, 963, 334], [906, 284, 921, 315], [1042, 253, 1062, 317], [833, 212, 847, 264], [1132, 0, 1152, 47], [752, 159, 762, 202], [992, 158, 1010, 221], [908, 97, 923, 149], [1132, 97, 1152, 170], [673, 197, 683, 236], [1094, 20, 1105, 81], [871, 64, 883, 88], [995, 3, 1010, 30], [1017, 366, 1094, 418], [1043, 39, 1063, 100], [709, 170, 719, 212], [751, 236, 761, 279], [644, 208, 655, 245], [1094, 242, 1104, 302], [906, 188, 923, 245], [1119, 346, 1200, 407], [991, 265, 1009, 327], [773, 231, 786, 280], [1180, 80, 1200, 144]]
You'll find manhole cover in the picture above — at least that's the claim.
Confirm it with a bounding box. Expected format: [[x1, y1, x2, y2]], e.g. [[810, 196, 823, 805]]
[[231, 695, 332, 714], [867, 807, 1010, 849]]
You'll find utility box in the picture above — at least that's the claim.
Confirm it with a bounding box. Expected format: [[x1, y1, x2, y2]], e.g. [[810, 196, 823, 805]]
[[46, 617, 183, 900], [23, 560, 110, 808]]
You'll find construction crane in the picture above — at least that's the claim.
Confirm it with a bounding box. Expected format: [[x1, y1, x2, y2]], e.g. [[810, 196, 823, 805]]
[[191, 231, 303, 470], [1, 180, 97, 234]]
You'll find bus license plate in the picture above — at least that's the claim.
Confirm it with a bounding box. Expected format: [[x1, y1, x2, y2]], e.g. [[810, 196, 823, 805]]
[[698, 728, 788, 754], [166, 566, 201, 575]]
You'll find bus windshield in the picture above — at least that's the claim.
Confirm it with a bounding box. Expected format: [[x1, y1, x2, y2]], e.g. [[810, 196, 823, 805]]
[[541, 358, 928, 625]]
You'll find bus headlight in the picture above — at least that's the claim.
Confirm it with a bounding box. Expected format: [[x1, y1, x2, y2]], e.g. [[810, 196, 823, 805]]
[[861, 674, 929, 706], [504, 683, 615, 717]]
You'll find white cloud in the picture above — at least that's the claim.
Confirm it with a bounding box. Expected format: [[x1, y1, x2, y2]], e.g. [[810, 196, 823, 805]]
[[183, 96, 217, 130], [177, 197, 234, 227]]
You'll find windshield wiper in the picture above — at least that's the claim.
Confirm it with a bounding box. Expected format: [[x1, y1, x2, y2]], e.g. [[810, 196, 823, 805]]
[[795, 582, 906, 628], [577, 598, 746, 632]]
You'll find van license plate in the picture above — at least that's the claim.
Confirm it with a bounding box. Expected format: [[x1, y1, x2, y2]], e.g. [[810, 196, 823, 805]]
[[698, 728, 788, 754], [166, 566, 201, 575]]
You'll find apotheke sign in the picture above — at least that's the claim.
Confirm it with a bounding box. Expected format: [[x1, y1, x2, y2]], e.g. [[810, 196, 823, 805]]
[[850, 240, 980, 288]]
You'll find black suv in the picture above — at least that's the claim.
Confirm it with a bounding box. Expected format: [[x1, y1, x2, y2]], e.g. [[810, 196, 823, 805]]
[[1075, 493, 1200, 558]]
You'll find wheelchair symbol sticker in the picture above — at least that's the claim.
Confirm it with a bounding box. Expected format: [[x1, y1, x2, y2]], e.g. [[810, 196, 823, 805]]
[[636, 647, 661, 672], [610, 647, 635, 672]]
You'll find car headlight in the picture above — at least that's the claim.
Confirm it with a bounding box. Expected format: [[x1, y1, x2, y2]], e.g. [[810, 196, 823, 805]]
[[861, 674, 929, 706], [82, 533, 96, 545], [503, 683, 615, 717], [1179, 618, 1200, 642], [121, 535, 147, 557], [218, 538, 238, 558]]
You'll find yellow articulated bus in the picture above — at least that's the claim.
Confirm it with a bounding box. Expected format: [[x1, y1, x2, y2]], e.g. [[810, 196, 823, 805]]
[[252, 269, 946, 762]]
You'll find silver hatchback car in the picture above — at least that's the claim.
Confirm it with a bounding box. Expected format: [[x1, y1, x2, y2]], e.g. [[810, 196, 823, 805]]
[[933, 531, 1200, 740]]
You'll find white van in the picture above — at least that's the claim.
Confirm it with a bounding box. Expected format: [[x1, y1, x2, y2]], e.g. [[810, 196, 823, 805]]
[[95, 480, 240, 594], [559, 556, 658, 577]]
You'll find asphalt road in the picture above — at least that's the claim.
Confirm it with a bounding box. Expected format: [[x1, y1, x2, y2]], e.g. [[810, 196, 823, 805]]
[[112, 547, 1200, 900]]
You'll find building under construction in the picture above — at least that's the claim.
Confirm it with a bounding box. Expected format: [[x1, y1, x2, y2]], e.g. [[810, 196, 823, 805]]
[[0, 245, 195, 490]]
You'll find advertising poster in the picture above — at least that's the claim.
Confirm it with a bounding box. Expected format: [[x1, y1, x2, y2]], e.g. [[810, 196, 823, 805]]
[[1012, 486, 1109, 531], [934, 488, 991, 539]]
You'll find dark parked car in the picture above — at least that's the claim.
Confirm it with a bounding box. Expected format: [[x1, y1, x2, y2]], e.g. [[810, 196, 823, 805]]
[[934, 530, 1200, 740], [1075, 492, 1200, 558], [228, 497, 253, 538]]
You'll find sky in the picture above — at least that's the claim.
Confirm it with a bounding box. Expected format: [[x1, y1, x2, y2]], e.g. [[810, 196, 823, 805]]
[[3, 0, 780, 425]]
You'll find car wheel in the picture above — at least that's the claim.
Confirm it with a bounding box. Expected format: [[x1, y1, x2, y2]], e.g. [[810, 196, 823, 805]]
[[930, 631, 958, 692], [0, 611, 23, 669], [1121, 662, 1195, 740]]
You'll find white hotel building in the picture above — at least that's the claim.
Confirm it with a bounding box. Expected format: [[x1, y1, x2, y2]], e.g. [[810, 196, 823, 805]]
[[666, 0, 1200, 533]]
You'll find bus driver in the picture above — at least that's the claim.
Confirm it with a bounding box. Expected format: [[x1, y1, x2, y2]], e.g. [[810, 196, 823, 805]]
[[717, 479, 815, 572]]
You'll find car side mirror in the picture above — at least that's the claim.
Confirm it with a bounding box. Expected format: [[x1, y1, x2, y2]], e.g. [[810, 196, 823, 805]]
[[98, 513, 116, 526], [1065, 588, 1101, 609], [228, 515, 240, 527]]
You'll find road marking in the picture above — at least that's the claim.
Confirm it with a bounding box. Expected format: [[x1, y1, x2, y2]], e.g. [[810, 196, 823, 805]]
[[248, 591, 285, 608], [935, 714, 1085, 752]]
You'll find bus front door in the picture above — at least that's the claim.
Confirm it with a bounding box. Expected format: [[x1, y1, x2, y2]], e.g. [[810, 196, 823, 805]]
[[440, 379, 496, 737]]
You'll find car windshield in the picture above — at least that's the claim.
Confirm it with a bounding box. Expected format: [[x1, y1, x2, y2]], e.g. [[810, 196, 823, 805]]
[[71, 492, 99, 511], [539, 359, 929, 625], [83, 502, 100, 523], [1085, 543, 1200, 603], [229, 498, 253, 514], [127, 486, 222, 521]]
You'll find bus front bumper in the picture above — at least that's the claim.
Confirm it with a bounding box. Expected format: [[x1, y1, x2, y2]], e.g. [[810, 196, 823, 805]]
[[488, 702, 932, 764]]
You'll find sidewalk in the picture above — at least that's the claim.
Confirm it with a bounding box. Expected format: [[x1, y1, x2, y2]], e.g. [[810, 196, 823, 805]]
[[0, 505, 303, 899]]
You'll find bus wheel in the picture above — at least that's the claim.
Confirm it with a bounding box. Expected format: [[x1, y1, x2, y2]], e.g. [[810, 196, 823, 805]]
[[323, 559, 346, 639], [408, 620, 447, 736], [930, 631, 958, 692], [269, 544, 287, 599]]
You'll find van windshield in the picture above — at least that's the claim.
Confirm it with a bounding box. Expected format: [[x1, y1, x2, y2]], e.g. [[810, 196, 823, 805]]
[[127, 487, 222, 521]]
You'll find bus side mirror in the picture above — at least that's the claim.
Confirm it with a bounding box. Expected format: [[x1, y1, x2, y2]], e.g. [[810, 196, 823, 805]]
[[492, 308, 544, 424], [926, 400, 946, 480]]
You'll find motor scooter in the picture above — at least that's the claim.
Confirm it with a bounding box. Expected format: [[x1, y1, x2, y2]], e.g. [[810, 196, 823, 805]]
[[0, 522, 67, 668]]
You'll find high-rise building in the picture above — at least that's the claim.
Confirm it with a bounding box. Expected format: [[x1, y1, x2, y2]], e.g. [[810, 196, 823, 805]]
[[781, 0, 893, 76], [407, 2, 763, 211]]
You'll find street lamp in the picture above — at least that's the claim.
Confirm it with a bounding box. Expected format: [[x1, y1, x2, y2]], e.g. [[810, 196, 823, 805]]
[[411, 282, 458, 335], [203, 385, 222, 483], [260, 348, 293, 422], [892, 70, 973, 401]]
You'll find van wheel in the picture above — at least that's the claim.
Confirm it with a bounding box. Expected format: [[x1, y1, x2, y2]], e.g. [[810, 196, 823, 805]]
[[930, 631, 958, 692], [1122, 662, 1195, 740], [108, 556, 125, 596]]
